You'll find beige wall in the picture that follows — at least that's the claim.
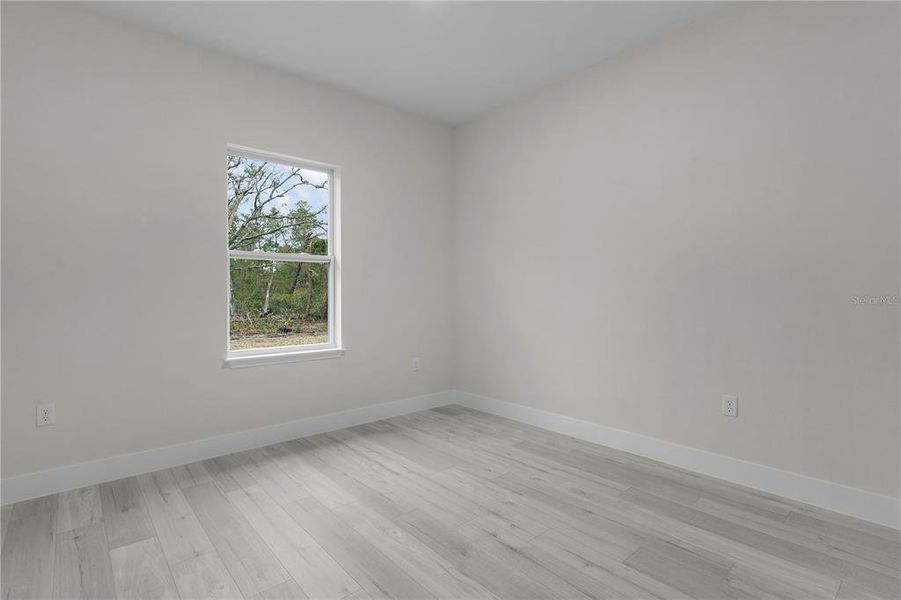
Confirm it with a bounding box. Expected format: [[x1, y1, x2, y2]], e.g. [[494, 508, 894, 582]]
[[3, 2, 899, 500], [1, 2, 454, 477], [453, 2, 901, 497]]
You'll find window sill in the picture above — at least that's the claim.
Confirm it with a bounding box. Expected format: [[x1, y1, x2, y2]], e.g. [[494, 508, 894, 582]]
[[223, 347, 345, 368]]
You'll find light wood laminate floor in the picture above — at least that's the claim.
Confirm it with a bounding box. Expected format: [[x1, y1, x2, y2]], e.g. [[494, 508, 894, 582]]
[[2, 406, 899, 599]]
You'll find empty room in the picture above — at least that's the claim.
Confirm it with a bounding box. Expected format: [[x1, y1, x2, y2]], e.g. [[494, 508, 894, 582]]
[[1, 1, 899, 599]]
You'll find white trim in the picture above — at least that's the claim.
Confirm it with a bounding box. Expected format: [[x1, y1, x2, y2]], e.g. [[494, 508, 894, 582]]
[[0, 390, 453, 506], [453, 390, 901, 530], [228, 250, 331, 264], [227, 340, 337, 357], [224, 346, 344, 368], [329, 168, 342, 351], [227, 144, 338, 174]]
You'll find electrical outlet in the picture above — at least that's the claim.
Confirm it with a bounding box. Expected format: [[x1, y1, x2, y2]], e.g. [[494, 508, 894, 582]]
[[36, 403, 55, 427], [722, 394, 738, 418], [411, 357, 421, 372]]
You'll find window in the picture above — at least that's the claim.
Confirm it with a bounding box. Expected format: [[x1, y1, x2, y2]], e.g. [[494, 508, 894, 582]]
[[225, 145, 341, 366]]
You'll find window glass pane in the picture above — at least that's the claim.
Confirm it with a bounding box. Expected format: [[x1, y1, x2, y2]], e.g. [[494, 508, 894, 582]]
[[227, 155, 329, 254], [229, 258, 329, 350]]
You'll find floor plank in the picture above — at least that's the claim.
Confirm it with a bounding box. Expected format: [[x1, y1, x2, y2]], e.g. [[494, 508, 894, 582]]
[[395, 508, 554, 599], [170, 550, 243, 600], [1, 495, 56, 600], [227, 484, 361, 599], [331, 501, 498, 599], [100, 477, 155, 550], [623, 486, 900, 598], [622, 542, 751, 599], [56, 485, 102, 533], [170, 462, 213, 490], [255, 579, 310, 599], [241, 446, 311, 505], [137, 469, 215, 565], [1, 503, 12, 547], [109, 537, 178, 600], [286, 496, 436, 600], [182, 481, 290, 597], [530, 527, 693, 599], [53, 523, 117, 599]]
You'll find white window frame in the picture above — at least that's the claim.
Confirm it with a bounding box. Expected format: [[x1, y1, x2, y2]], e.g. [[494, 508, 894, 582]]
[[223, 144, 342, 368]]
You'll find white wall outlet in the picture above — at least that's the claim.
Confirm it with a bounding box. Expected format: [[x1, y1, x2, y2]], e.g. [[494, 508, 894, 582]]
[[36, 403, 56, 427], [722, 394, 738, 418], [411, 357, 421, 372]]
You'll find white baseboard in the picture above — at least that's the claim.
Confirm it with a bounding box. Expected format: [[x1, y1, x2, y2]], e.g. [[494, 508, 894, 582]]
[[454, 390, 901, 530], [0, 390, 453, 505]]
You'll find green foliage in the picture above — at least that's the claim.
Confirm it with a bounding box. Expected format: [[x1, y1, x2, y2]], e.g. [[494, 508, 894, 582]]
[[229, 260, 329, 334], [232, 261, 328, 319]]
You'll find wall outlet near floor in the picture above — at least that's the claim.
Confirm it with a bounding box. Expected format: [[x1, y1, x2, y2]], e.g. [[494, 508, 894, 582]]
[[722, 394, 738, 418], [411, 357, 421, 372], [36, 403, 56, 427]]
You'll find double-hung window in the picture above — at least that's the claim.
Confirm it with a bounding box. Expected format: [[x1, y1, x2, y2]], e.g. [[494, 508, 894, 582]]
[[225, 145, 341, 366]]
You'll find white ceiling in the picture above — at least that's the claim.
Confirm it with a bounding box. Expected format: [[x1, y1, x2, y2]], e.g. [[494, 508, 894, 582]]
[[87, 1, 725, 125]]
